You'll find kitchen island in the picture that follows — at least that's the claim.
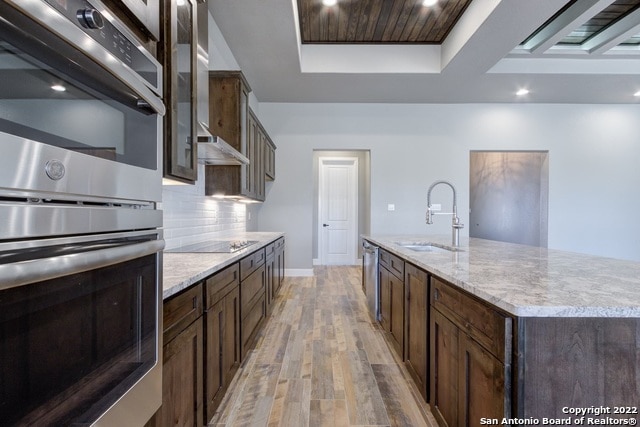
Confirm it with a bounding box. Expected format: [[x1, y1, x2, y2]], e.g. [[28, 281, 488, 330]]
[[363, 235, 640, 427]]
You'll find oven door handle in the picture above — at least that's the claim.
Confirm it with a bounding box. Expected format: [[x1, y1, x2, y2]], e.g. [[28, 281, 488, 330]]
[[0, 239, 165, 291]]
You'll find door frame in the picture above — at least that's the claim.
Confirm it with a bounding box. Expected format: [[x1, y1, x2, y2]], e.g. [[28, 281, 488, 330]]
[[317, 156, 359, 265]]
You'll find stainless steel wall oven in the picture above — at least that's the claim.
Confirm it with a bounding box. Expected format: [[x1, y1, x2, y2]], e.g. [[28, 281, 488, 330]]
[[0, 0, 164, 425]]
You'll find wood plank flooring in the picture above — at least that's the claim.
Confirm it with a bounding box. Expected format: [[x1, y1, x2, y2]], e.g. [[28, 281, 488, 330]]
[[209, 266, 437, 427]]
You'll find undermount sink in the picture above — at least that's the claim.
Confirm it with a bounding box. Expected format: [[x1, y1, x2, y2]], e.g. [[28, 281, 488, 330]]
[[395, 242, 462, 253]]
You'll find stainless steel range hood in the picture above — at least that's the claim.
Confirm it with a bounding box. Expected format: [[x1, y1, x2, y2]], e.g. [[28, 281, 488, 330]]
[[197, 121, 249, 165]]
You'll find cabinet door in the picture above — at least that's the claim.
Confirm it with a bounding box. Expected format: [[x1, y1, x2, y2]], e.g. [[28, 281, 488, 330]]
[[222, 286, 241, 385], [430, 309, 459, 427], [265, 254, 275, 315], [255, 130, 265, 201], [404, 264, 429, 400], [275, 240, 285, 294], [162, 318, 204, 427], [242, 114, 257, 198], [205, 300, 224, 422], [458, 333, 506, 427], [379, 266, 391, 332], [162, 0, 197, 183], [389, 272, 404, 358]]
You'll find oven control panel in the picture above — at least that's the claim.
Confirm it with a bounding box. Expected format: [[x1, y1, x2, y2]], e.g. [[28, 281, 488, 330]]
[[43, 0, 158, 89]]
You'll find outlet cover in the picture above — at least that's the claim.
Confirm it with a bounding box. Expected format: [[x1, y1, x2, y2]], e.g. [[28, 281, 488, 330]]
[[387, 204, 395, 211]]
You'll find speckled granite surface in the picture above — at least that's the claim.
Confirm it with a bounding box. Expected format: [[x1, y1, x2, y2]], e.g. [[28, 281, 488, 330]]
[[364, 235, 640, 318], [162, 232, 284, 300]]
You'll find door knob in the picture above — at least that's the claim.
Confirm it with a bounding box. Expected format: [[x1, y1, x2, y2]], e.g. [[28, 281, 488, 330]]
[[323, 224, 329, 227]]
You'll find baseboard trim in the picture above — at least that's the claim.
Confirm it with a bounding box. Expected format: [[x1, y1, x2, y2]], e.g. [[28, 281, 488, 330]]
[[285, 268, 314, 277]]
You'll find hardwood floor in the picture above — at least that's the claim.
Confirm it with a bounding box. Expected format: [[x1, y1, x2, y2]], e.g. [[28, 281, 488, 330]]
[[209, 266, 436, 427]]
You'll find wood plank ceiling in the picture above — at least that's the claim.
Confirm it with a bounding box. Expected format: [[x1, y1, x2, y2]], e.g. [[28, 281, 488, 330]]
[[297, 0, 473, 44]]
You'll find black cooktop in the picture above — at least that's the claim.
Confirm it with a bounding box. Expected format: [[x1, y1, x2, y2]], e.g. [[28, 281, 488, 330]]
[[166, 240, 258, 253]]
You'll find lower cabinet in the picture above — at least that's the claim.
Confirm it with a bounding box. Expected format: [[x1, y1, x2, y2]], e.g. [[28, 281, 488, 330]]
[[240, 249, 266, 359], [146, 283, 204, 427], [404, 263, 429, 401], [378, 249, 405, 358], [274, 237, 285, 295], [204, 264, 240, 422], [147, 239, 285, 427], [430, 277, 512, 427]]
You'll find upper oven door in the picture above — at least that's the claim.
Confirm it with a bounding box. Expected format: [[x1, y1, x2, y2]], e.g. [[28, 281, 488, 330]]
[[0, 0, 164, 204]]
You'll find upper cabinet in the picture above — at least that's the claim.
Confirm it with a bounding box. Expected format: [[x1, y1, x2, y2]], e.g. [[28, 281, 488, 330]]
[[205, 71, 276, 202], [161, 0, 198, 183]]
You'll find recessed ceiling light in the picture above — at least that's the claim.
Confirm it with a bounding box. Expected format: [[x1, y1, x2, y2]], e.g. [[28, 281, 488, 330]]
[[176, 0, 185, 5], [634, 90, 640, 97], [422, 0, 437, 6], [516, 88, 529, 96], [51, 84, 66, 92], [323, 0, 337, 6]]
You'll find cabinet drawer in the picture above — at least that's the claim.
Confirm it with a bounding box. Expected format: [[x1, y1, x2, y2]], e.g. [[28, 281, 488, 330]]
[[240, 248, 266, 281], [241, 264, 266, 311], [431, 277, 508, 362], [275, 237, 284, 250], [163, 283, 203, 344], [379, 249, 404, 279], [265, 242, 275, 259], [205, 264, 239, 309]]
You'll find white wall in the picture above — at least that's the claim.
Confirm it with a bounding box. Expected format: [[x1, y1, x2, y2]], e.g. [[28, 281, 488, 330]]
[[256, 103, 640, 269]]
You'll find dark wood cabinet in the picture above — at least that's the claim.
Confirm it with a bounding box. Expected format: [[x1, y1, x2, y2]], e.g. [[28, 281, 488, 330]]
[[429, 277, 511, 427], [239, 249, 267, 359], [149, 239, 285, 427], [205, 72, 275, 201], [156, 284, 204, 427], [430, 308, 459, 427], [378, 248, 404, 358], [204, 265, 240, 423], [161, 0, 197, 183], [265, 136, 276, 181], [275, 237, 285, 295], [265, 242, 276, 315], [404, 263, 429, 401]]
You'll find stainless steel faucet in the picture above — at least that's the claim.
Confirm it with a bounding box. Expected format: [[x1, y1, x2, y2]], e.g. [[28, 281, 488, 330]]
[[426, 180, 464, 247]]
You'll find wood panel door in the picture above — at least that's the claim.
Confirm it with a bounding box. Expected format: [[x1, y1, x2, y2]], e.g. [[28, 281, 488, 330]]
[[404, 263, 429, 401], [458, 333, 506, 426], [389, 271, 404, 358], [318, 157, 358, 265], [205, 299, 224, 422], [162, 318, 204, 427], [430, 309, 459, 427], [379, 266, 391, 332]]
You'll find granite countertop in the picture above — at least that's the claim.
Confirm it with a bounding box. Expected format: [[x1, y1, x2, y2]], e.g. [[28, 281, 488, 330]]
[[363, 235, 640, 318], [162, 232, 284, 300]]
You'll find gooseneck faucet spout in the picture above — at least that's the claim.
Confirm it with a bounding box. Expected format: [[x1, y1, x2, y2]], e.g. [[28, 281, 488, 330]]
[[426, 180, 464, 247]]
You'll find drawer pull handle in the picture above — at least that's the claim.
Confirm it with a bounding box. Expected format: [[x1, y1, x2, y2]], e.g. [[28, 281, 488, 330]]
[[434, 289, 440, 300], [193, 296, 198, 309]]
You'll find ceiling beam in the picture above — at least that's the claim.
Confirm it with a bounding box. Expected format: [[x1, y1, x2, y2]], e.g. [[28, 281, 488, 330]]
[[441, 0, 569, 75], [585, 7, 640, 54], [522, 0, 610, 54]]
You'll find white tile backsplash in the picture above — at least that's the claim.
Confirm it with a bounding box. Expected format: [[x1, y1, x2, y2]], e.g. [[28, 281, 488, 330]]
[[161, 164, 247, 250]]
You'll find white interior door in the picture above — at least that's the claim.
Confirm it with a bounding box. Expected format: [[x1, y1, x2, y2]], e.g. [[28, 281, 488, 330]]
[[319, 157, 358, 265]]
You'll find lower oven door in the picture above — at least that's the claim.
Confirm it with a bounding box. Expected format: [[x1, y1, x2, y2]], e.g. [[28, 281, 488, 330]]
[[0, 231, 164, 426]]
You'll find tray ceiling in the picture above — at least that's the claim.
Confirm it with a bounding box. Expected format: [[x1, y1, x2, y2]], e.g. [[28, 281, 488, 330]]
[[296, 0, 472, 44]]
